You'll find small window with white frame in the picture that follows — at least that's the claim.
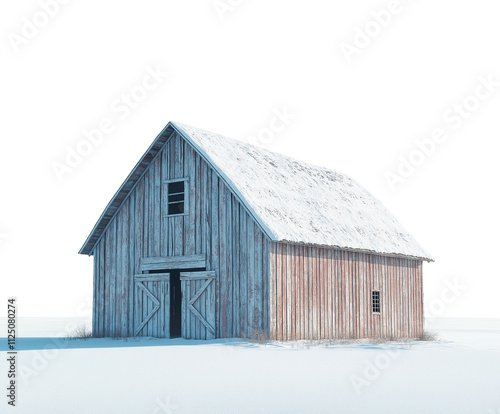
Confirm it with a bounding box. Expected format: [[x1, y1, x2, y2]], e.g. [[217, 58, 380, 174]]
[[165, 178, 189, 216], [372, 290, 381, 313]]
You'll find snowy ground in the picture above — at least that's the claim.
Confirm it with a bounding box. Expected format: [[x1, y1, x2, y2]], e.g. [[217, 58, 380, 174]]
[[1, 318, 499, 414]]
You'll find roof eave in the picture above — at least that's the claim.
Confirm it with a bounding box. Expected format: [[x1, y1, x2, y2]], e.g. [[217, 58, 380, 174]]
[[275, 239, 434, 262]]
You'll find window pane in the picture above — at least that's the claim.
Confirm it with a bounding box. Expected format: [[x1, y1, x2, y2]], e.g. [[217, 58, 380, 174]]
[[168, 202, 184, 215], [168, 181, 184, 194]]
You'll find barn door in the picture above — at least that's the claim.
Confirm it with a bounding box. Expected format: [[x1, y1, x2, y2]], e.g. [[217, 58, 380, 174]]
[[180, 271, 216, 339], [134, 273, 170, 338]]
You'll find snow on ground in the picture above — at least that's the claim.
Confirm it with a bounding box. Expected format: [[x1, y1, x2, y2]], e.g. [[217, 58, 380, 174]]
[[1, 318, 499, 414]]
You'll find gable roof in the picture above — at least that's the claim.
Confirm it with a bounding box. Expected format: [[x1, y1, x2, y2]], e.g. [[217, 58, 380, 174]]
[[79, 121, 433, 261]]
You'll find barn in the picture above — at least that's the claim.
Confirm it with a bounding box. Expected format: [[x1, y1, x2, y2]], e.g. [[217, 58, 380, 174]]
[[79, 121, 433, 340]]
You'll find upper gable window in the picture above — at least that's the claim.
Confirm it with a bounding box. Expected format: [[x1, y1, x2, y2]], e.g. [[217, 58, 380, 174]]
[[166, 179, 188, 216]]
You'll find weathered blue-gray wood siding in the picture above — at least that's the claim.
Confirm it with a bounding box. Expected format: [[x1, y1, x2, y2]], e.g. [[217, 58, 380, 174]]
[[91, 132, 270, 338]]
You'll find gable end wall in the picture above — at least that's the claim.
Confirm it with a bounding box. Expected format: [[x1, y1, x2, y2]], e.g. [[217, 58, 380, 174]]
[[91, 133, 270, 338]]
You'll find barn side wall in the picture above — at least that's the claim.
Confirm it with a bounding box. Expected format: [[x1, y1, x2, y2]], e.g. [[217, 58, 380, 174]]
[[91, 132, 270, 338], [269, 242, 424, 340]]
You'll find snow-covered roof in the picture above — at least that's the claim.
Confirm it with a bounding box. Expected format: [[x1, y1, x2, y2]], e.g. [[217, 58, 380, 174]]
[[174, 122, 432, 261], [80, 121, 432, 261]]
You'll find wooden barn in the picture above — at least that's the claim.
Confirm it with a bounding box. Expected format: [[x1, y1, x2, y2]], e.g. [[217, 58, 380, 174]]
[[79, 121, 433, 340]]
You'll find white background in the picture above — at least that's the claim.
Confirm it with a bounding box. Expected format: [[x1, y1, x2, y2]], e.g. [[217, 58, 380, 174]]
[[1, 0, 499, 318]]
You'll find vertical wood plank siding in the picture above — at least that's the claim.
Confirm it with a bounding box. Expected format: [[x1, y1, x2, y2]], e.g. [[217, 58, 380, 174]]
[[90, 132, 424, 340], [269, 242, 424, 340], [91, 133, 270, 338]]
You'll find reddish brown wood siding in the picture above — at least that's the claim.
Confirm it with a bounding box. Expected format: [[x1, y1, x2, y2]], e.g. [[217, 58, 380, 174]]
[[269, 242, 424, 340]]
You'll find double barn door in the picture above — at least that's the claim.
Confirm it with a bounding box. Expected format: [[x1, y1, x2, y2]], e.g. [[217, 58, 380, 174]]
[[134, 271, 215, 339]]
